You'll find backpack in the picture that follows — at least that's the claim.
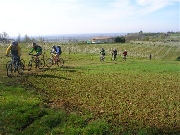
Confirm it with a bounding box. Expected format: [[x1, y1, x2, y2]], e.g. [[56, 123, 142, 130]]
[[57, 46, 62, 54], [101, 50, 105, 55]]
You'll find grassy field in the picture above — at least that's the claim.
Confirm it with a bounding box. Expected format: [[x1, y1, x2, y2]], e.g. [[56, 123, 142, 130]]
[[0, 41, 180, 135]]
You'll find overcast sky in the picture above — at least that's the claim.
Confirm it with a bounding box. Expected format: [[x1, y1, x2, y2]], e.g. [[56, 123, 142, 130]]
[[0, 0, 179, 37]]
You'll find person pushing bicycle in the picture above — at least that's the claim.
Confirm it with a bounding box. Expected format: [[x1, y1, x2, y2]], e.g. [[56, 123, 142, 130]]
[[28, 42, 42, 61], [100, 48, 105, 61], [6, 41, 21, 64], [112, 48, 117, 60], [123, 50, 127, 61]]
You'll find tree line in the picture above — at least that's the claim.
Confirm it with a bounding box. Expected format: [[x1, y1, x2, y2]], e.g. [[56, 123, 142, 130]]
[[0, 32, 45, 43]]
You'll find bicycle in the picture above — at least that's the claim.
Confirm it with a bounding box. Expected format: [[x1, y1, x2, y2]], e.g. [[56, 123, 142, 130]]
[[100, 54, 105, 61], [27, 54, 45, 70], [6, 53, 25, 70], [6, 56, 24, 77], [112, 54, 117, 61], [123, 55, 127, 61], [46, 53, 64, 68], [6, 58, 25, 70]]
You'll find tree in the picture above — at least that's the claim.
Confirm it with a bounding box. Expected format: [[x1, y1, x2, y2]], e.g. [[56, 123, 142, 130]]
[[24, 34, 31, 42], [114, 36, 121, 43], [120, 36, 125, 43], [0, 32, 9, 43], [139, 30, 143, 33], [114, 36, 125, 43], [17, 34, 21, 43], [1, 32, 9, 39]]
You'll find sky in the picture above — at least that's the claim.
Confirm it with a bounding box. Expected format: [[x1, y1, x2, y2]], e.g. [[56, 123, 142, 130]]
[[0, 0, 179, 37]]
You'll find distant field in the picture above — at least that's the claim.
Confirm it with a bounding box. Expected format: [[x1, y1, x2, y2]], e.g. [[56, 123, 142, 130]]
[[0, 42, 180, 134]]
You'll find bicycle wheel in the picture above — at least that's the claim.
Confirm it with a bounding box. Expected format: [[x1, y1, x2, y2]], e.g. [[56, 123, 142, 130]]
[[19, 61, 25, 70], [27, 60, 33, 71], [7, 63, 13, 77], [123, 56, 126, 61], [46, 58, 53, 68], [100, 55, 104, 61], [21, 59, 25, 65], [20, 59, 25, 70], [17, 65, 23, 75], [112, 55, 117, 61], [6, 61, 11, 69], [38, 59, 45, 69], [100, 55, 102, 61], [111, 55, 114, 61], [57, 58, 64, 66]]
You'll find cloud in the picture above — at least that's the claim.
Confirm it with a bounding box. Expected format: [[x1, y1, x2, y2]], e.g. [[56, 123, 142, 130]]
[[136, 0, 179, 14], [0, 0, 179, 36]]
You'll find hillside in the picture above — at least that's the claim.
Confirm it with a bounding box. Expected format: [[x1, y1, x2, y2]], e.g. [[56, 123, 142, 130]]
[[0, 41, 180, 134], [124, 32, 180, 42]]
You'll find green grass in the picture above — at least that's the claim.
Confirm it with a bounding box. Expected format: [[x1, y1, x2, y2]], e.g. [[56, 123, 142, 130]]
[[0, 42, 180, 134], [0, 83, 109, 134]]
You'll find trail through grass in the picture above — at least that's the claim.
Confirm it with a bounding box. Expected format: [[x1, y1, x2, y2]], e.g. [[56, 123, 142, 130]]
[[0, 43, 180, 134]]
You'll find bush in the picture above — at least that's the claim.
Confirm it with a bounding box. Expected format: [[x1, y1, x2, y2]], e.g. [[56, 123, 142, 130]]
[[114, 36, 125, 43], [176, 56, 180, 61]]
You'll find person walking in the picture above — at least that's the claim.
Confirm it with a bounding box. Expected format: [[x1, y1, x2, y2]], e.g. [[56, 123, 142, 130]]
[[123, 50, 127, 61], [112, 48, 117, 60], [100, 48, 105, 61]]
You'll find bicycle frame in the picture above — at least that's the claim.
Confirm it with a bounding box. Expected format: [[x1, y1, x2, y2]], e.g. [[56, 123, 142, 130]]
[[46, 54, 64, 67], [112, 54, 117, 61], [6, 56, 23, 77], [51, 53, 60, 63], [28, 54, 45, 70], [123, 55, 127, 61], [100, 54, 105, 61], [31, 55, 39, 66]]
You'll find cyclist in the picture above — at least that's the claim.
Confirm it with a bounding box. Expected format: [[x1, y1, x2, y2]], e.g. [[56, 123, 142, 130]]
[[6, 41, 21, 64], [123, 50, 127, 61], [51, 45, 62, 64], [28, 42, 42, 61], [112, 48, 117, 60], [100, 48, 105, 61]]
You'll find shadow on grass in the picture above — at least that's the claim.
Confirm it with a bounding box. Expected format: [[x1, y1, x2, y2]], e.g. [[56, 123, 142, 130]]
[[22, 65, 81, 79], [44, 66, 78, 73], [22, 72, 71, 80], [37, 74, 71, 80]]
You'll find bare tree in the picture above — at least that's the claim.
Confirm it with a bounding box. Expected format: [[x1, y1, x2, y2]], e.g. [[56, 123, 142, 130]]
[[17, 34, 21, 43], [2, 32, 9, 39], [0, 32, 9, 43], [24, 34, 31, 43]]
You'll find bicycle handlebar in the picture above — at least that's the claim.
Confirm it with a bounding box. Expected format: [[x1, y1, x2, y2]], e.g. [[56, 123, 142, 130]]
[[28, 53, 37, 56], [6, 54, 19, 59], [5, 55, 11, 57]]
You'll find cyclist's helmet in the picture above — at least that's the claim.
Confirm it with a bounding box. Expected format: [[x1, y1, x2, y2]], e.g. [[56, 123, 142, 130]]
[[12, 41, 18, 46], [32, 42, 36, 46]]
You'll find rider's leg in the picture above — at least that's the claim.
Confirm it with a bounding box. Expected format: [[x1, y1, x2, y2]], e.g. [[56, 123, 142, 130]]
[[113, 55, 116, 60], [103, 55, 105, 60], [35, 52, 41, 61], [123, 55, 126, 61], [54, 54, 58, 63], [57, 54, 60, 61], [34, 55, 39, 62]]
